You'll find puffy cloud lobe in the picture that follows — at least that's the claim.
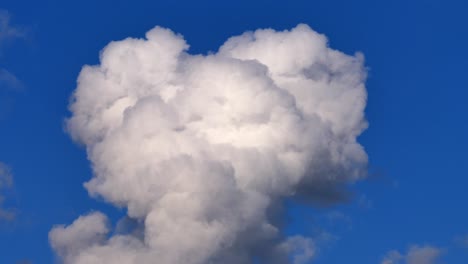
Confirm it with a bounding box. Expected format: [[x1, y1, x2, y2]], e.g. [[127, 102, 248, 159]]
[[381, 245, 444, 264], [50, 24, 368, 263], [49, 212, 109, 260]]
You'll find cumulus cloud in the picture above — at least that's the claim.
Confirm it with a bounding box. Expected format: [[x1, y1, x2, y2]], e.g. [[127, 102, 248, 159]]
[[381, 245, 444, 264], [50, 24, 368, 263], [0, 162, 15, 221]]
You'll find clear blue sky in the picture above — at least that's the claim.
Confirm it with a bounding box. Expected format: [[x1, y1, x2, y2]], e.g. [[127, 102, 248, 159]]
[[1, 0, 467, 263]]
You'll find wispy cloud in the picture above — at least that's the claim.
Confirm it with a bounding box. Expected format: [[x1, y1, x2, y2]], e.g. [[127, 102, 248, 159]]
[[0, 9, 26, 75], [15, 259, 33, 264], [0, 68, 24, 91], [0, 10, 26, 119], [381, 245, 444, 264], [0, 162, 15, 222], [0, 9, 26, 44], [454, 234, 468, 248]]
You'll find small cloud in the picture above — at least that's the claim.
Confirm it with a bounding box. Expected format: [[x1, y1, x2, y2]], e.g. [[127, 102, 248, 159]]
[[0, 206, 15, 221], [323, 211, 353, 230], [0, 68, 24, 91], [0, 162, 13, 188], [454, 234, 468, 248], [276, 236, 316, 264], [0, 162, 15, 222], [0, 9, 26, 43], [382, 250, 403, 264], [0, 9, 27, 86], [0, 68, 24, 119], [381, 244, 444, 264], [16, 260, 33, 264], [0, 10, 27, 118], [358, 194, 373, 209]]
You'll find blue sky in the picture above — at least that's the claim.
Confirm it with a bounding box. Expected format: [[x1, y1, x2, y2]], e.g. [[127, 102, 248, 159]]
[[1, 0, 467, 263]]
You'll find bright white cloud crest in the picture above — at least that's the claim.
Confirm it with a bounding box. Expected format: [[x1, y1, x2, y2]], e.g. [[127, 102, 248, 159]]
[[50, 24, 368, 264]]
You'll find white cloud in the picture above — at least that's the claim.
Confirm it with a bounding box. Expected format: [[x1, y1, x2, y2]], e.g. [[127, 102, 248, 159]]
[[381, 245, 444, 264], [50, 24, 368, 264], [49, 212, 109, 260]]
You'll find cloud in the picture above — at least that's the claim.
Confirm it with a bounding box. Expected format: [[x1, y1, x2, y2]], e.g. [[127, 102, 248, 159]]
[[454, 234, 468, 248], [0, 9, 25, 44], [357, 194, 373, 209], [0, 68, 23, 120], [15, 260, 33, 264], [274, 236, 316, 264], [0, 162, 15, 221], [382, 245, 444, 264], [50, 24, 368, 264], [49, 212, 109, 259], [0, 10, 26, 119], [0, 68, 23, 91]]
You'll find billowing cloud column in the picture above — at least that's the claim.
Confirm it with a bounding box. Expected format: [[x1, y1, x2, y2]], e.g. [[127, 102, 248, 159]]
[[50, 24, 368, 264]]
